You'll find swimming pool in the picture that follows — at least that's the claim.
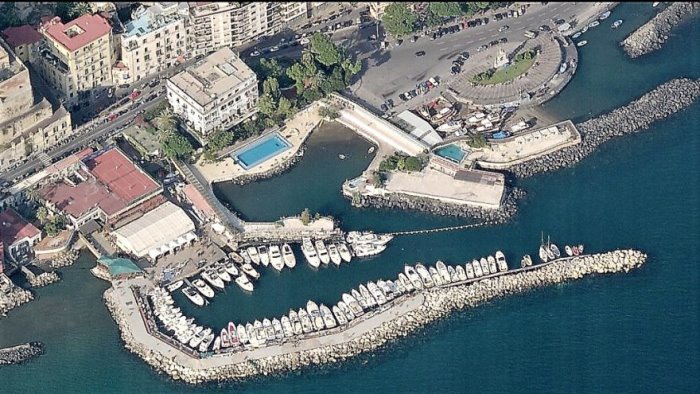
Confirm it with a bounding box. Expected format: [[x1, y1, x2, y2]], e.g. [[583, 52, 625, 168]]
[[434, 144, 466, 164], [232, 133, 293, 170]]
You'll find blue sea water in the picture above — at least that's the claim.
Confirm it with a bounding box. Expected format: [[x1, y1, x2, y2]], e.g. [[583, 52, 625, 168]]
[[1, 3, 699, 393]]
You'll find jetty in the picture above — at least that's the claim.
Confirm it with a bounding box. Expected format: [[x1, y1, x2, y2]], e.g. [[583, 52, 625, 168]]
[[105, 248, 646, 383], [0, 342, 44, 366]]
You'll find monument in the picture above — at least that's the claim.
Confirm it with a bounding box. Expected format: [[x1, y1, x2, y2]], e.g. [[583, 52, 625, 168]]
[[494, 46, 510, 69]]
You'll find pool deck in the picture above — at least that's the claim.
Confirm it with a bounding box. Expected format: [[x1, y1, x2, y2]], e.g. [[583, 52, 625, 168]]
[[194, 103, 323, 184]]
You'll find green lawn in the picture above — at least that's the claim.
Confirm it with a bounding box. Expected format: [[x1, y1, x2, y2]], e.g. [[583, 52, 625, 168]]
[[470, 55, 537, 85]]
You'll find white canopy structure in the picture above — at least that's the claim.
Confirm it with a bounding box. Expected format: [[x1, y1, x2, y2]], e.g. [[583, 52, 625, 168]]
[[112, 201, 197, 259]]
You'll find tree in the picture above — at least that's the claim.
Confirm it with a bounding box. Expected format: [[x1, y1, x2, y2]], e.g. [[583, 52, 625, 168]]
[[257, 94, 276, 118], [318, 106, 340, 120], [403, 156, 423, 172], [255, 58, 283, 80], [276, 96, 295, 120], [262, 77, 281, 101], [429, 2, 463, 17], [153, 108, 176, 136], [301, 208, 310, 225], [381, 3, 417, 38], [68, 2, 92, 19], [0, 3, 21, 31], [162, 133, 193, 160], [36, 206, 49, 225], [309, 32, 342, 67]]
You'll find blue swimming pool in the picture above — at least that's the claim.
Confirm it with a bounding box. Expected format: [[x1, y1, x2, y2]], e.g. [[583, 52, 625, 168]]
[[232, 133, 292, 170], [434, 144, 466, 163]]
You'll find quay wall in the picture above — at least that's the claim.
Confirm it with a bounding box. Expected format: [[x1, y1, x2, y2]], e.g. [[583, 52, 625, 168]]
[[621, 3, 700, 59], [507, 78, 700, 178], [105, 249, 646, 384]]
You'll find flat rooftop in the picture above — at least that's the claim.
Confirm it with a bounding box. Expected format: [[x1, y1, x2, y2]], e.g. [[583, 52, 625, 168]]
[[385, 168, 505, 209], [83, 147, 161, 204], [41, 14, 112, 52], [168, 47, 255, 108]]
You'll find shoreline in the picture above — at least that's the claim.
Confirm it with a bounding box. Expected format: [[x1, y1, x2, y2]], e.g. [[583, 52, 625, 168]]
[[105, 249, 646, 384], [621, 3, 700, 59]]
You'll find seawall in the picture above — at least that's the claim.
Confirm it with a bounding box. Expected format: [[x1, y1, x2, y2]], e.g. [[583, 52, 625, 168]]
[[105, 249, 646, 384], [508, 78, 700, 178], [621, 2, 700, 58]]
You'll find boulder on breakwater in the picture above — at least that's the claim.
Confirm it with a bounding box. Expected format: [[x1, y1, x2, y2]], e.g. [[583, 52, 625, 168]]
[[507, 78, 700, 178], [621, 2, 700, 58], [0, 342, 44, 366], [105, 249, 646, 384], [0, 276, 34, 318]]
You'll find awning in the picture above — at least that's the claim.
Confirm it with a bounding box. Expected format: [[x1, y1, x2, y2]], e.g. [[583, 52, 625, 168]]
[[148, 249, 161, 259], [185, 232, 197, 242], [168, 240, 179, 250]]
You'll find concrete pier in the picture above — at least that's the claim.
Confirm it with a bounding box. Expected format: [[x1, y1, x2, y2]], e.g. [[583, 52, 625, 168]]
[[105, 248, 646, 383]]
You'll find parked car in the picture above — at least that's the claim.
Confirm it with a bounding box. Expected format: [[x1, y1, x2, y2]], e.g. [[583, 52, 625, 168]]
[[415, 50, 426, 57], [539, 24, 551, 31], [499, 37, 508, 44], [499, 25, 510, 32]]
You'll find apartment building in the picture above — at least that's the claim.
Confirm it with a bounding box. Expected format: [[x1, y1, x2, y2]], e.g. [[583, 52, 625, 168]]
[[0, 25, 43, 64], [0, 39, 73, 170], [369, 2, 391, 20], [166, 47, 258, 141], [188, 2, 308, 57], [35, 14, 114, 107], [114, 3, 188, 85]]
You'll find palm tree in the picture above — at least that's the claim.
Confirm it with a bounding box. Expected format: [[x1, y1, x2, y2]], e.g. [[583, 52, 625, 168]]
[[68, 2, 93, 19], [153, 109, 176, 141]]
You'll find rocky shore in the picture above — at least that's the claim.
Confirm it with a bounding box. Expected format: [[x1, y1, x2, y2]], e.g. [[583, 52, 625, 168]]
[[106, 249, 645, 384], [48, 249, 80, 269], [351, 187, 526, 223], [621, 2, 700, 58], [0, 275, 34, 318], [508, 78, 700, 178], [26, 271, 60, 288], [0, 342, 44, 366]]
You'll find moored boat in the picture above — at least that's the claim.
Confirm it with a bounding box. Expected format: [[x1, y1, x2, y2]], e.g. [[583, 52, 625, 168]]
[[338, 299, 356, 320], [456, 265, 467, 281], [235, 274, 254, 292], [352, 242, 386, 258], [216, 265, 231, 282], [281, 315, 294, 337], [342, 293, 363, 316], [367, 282, 387, 305], [472, 259, 483, 277], [550, 243, 561, 259], [436, 260, 451, 283], [237, 324, 249, 344], [240, 263, 260, 280], [405, 265, 423, 289], [480, 258, 490, 276], [229, 251, 244, 264], [429, 266, 443, 286], [571, 31, 582, 39], [333, 305, 348, 325], [589, 20, 600, 28], [359, 285, 376, 307], [224, 260, 239, 277], [328, 243, 342, 266], [282, 243, 296, 268], [578, 244, 585, 254], [301, 237, 320, 268], [522, 254, 533, 267], [258, 245, 270, 266], [338, 242, 352, 262], [599, 10, 611, 20], [314, 240, 331, 265], [247, 247, 260, 265], [212, 337, 221, 351], [166, 280, 183, 292], [495, 251, 508, 272], [201, 270, 225, 290], [298, 308, 314, 333], [289, 310, 303, 335], [307, 301, 324, 331], [611, 19, 623, 29], [465, 262, 475, 279], [193, 279, 215, 298], [447, 265, 457, 283], [220, 328, 231, 348], [565, 245, 573, 257], [262, 318, 275, 341], [272, 318, 284, 339], [269, 245, 285, 271], [239, 249, 252, 264], [320, 304, 337, 328], [577, 40, 588, 47], [398, 273, 414, 292]]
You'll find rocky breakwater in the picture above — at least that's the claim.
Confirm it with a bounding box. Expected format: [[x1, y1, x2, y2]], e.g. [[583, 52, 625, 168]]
[[0, 275, 34, 318], [0, 342, 44, 366], [621, 2, 700, 58], [27, 271, 61, 288], [49, 249, 80, 269], [106, 249, 645, 384], [509, 78, 700, 178], [354, 187, 526, 223]]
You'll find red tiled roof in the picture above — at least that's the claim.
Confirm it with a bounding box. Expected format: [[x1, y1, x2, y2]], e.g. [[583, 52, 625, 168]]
[[39, 179, 126, 218], [42, 14, 111, 52], [183, 184, 216, 219], [0, 209, 41, 247], [76, 147, 95, 159], [83, 148, 160, 205], [1, 25, 42, 48], [45, 148, 94, 175]]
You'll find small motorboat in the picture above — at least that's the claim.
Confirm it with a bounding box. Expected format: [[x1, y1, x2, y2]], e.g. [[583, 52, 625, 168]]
[[338, 242, 352, 263], [565, 245, 573, 257], [257, 245, 270, 266], [282, 243, 296, 268], [229, 251, 244, 264], [240, 263, 260, 280], [193, 279, 215, 298], [577, 40, 588, 47], [550, 243, 561, 259], [581, 25, 589, 33], [588, 20, 600, 28], [599, 10, 611, 20], [368, 146, 376, 154], [572, 246, 580, 256], [522, 254, 533, 267], [338, 154, 347, 160], [328, 243, 342, 266], [611, 19, 623, 29], [182, 286, 205, 306], [235, 274, 254, 292], [571, 32, 582, 39], [269, 244, 285, 271], [495, 251, 508, 272], [246, 247, 260, 265], [201, 270, 225, 290], [653, 2, 660, 7], [578, 244, 585, 254], [224, 260, 239, 277], [166, 280, 183, 292], [465, 263, 475, 279], [216, 265, 232, 282], [220, 328, 231, 348]]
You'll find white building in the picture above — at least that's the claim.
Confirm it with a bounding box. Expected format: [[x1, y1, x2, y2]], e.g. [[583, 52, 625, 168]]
[[114, 2, 188, 85], [111, 201, 197, 261], [166, 47, 258, 140]]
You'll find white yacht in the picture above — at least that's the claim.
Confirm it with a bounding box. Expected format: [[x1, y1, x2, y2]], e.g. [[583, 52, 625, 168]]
[[465, 262, 475, 279], [199, 331, 215, 352], [398, 273, 414, 292], [229, 251, 244, 264], [338, 299, 356, 320], [522, 254, 533, 267], [247, 247, 261, 265], [201, 270, 225, 290], [289, 310, 303, 335], [447, 265, 457, 283], [495, 251, 508, 272], [235, 274, 254, 292], [239, 249, 252, 264], [343, 293, 364, 317], [166, 280, 183, 292], [182, 286, 205, 306], [404, 266, 423, 289], [281, 315, 294, 338], [272, 318, 284, 339], [328, 243, 342, 266], [237, 324, 249, 345], [367, 282, 387, 305], [320, 304, 337, 328], [487, 255, 498, 274], [472, 259, 483, 277], [258, 245, 270, 266], [429, 266, 443, 286], [346, 231, 394, 246], [298, 308, 314, 333], [240, 263, 260, 280], [307, 301, 324, 331], [436, 261, 451, 283], [216, 265, 232, 282], [269, 245, 285, 271], [315, 240, 331, 265], [282, 243, 296, 268], [228, 322, 239, 346], [220, 328, 231, 348], [359, 284, 377, 307], [338, 242, 352, 262], [479, 258, 490, 276], [352, 243, 386, 258], [263, 319, 275, 341], [224, 260, 239, 277], [301, 237, 320, 268], [456, 265, 467, 281], [332, 305, 348, 325], [414, 264, 434, 288], [193, 279, 215, 298], [351, 289, 368, 310]]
